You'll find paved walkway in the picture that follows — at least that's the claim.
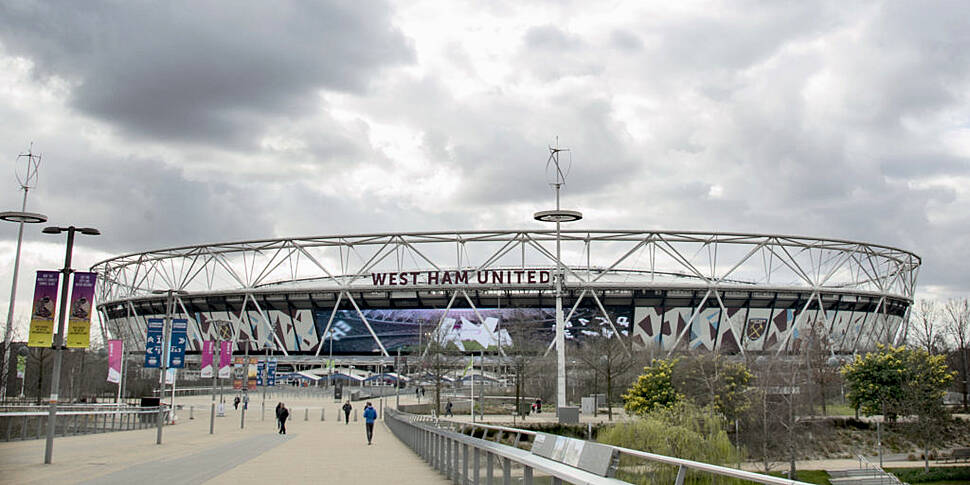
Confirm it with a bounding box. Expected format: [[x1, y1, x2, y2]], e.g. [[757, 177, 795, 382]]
[[0, 394, 449, 485]]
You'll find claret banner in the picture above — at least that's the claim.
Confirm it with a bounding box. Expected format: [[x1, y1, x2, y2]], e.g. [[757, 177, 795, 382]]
[[27, 271, 60, 347]]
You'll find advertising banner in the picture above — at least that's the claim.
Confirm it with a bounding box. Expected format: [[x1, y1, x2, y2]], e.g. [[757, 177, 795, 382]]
[[27, 271, 60, 347], [218, 341, 232, 378], [257, 360, 265, 386], [233, 357, 258, 390], [66, 272, 97, 348], [16, 355, 26, 379], [168, 319, 188, 368], [144, 318, 164, 368], [165, 368, 176, 385], [200, 341, 214, 378], [267, 360, 277, 387], [107, 339, 123, 383]]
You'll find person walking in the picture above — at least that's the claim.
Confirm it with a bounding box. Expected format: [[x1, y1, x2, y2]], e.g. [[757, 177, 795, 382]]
[[445, 400, 454, 417], [275, 402, 283, 431], [277, 403, 289, 435], [233, 396, 240, 410], [342, 400, 352, 425], [243, 392, 249, 410], [363, 402, 378, 445]]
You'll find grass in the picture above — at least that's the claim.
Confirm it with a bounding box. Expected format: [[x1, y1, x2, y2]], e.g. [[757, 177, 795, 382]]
[[767, 470, 830, 485]]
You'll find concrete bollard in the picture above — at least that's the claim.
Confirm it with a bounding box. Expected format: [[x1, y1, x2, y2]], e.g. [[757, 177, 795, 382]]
[[321, 408, 325, 421], [304, 408, 309, 421], [190, 406, 194, 420]]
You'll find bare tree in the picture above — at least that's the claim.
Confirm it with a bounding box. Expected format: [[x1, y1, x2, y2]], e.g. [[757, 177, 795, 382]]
[[802, 319, 839, 415], [420, 319, 463, 415], [909, 299, 947, 355], [945, 298, 970, 411], [575, 335, 638, 420]]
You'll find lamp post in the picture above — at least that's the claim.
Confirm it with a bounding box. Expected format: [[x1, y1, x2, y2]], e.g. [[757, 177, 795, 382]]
[[1, 147, 46, 402], [17, 345, 29, 399], [151, 289, 186, 445], [41, 225, 99, 464], [534, 143, 582, 422]]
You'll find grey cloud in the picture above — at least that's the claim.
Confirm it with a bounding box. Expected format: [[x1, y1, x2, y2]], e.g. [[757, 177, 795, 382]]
[[0, 0, 413, 146]]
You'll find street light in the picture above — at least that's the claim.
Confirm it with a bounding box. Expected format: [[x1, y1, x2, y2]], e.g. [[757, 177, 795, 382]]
[[1, 146, 46, 402], [41, 224, 99, 464], [533, 143, 582, 422], [151, 288, 187, 445]]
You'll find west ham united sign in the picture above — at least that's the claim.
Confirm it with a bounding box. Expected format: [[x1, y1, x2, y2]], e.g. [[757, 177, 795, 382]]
[[371, 269, 552, 286]]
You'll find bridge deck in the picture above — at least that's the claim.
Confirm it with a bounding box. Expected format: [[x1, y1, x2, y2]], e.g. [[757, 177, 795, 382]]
[[0, 394, 449, 485]]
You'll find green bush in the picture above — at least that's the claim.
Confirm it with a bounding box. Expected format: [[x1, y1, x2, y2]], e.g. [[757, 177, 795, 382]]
[[887, 466, 970, 483], [598, 401, 741, 484]]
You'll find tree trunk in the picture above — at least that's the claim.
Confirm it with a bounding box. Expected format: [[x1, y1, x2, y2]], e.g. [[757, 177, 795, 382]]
[[606, 369, 613, 421]]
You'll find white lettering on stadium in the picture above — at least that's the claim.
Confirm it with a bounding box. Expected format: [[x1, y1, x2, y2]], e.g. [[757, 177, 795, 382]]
[[371, 270, 552, 286]]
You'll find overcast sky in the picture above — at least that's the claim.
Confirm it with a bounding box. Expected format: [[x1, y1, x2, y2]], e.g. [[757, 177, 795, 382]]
[[0, 1, 968, 336]]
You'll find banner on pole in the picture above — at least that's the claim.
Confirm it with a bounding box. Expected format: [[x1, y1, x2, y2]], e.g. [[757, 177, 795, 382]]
[[267, 359, 277, 387], [145, 318, 164, 368], [27, 271, 59, 347], [200, 341, 214, 378], [168, 319, 188, 368], [218, 341, 232, 378], [66, 272, 97, 348], [16, 355, 26, 379], [233, 357, 258, 389], [107, 339, 123, 383], [165, 368, 176, 385], [257, 360, 265, 386]]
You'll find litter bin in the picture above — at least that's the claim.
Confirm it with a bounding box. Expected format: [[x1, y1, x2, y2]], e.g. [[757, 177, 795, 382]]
[[140, 397, 161, 422]]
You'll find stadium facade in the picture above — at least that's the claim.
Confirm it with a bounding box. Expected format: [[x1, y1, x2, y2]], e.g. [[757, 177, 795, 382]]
[[91, 230, 920, 357]]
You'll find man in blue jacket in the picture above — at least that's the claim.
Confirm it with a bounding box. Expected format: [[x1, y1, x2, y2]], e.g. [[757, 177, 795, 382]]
[[363, 402, 378, 445]]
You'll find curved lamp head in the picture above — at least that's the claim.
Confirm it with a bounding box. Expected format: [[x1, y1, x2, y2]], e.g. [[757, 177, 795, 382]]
[[0, 211, 47, 224], [42, 226, 101, 236], [533, 209, 583, 223]]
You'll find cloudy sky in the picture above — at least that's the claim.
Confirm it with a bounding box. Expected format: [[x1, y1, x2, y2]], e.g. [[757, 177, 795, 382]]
[[0, 1, 968, 336]]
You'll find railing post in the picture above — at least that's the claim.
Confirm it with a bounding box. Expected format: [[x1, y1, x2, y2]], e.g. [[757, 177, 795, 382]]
[[463, 444, 469, 485], [486, 452, 493, 485], [524, 466, 533, 485], [675, 465, 686, 485], [502, 457, 510, 485], [452, 439, 459, 484], [473, 448, 480, 485]]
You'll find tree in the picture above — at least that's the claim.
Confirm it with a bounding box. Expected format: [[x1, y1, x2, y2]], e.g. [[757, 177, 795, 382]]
[[944, 298, 970, 411], [842, 345, 954, 471], [801, 319, 839, 415], [575, 335, 639, 420], [673, 354, 752, 424], [598, 401, 740, 484], [909, 300, 947, 355], [622, 358, 682, 416], [420, 318, 463, 415]]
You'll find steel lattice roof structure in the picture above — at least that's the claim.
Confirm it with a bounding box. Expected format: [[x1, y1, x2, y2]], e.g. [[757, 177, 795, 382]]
[[91, 229, 920, 358]]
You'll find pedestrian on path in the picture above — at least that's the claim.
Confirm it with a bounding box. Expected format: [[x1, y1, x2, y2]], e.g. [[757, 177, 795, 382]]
[[277, 403, 289, 435], [445, 400, 453, 417], [233, 396, 240, 410], [342, 400, 352, 424], [363, 402, 378, 445]]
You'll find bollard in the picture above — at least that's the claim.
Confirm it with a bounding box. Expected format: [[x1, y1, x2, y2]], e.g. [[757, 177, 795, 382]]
[[304, 408, 309, 421], [321, 408, 325, 421], [190, 406, 194, 420]]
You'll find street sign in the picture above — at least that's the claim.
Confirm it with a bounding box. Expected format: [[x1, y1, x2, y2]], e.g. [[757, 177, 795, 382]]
[[168, 319, 188, 368], [145, 318, 164, 368]]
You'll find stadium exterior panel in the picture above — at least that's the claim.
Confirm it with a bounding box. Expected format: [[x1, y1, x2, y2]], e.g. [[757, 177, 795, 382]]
[[90, 230, 920, 357]]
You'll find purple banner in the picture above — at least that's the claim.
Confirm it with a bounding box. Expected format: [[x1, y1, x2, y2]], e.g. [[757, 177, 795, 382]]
[[107, 339, 123, 383], [28, 271, 60, 347], [200, 341, 214, 378], [67, 272, 97, 348], [218, 341, 232, 378]]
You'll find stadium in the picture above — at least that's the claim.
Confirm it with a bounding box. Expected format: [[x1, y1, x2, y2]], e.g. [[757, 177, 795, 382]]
[[90, 230, 920, 359]]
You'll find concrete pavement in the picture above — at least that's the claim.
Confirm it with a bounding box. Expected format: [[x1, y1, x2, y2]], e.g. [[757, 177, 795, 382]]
[[0, 393, 450, 485]]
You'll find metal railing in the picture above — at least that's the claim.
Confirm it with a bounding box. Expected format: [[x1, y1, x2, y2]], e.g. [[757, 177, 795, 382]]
[[388, 410, 813, 485], [0, 406, 169, 442], [851, 454, 906, 485]]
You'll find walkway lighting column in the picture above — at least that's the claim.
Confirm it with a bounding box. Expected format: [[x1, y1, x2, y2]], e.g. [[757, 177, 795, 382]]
[[1, 148, 46, 401], [534, 144, 581, 421], [210, 338, 219, 435], [42, 225, 99, 464], [151, 288, 185, 444]]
